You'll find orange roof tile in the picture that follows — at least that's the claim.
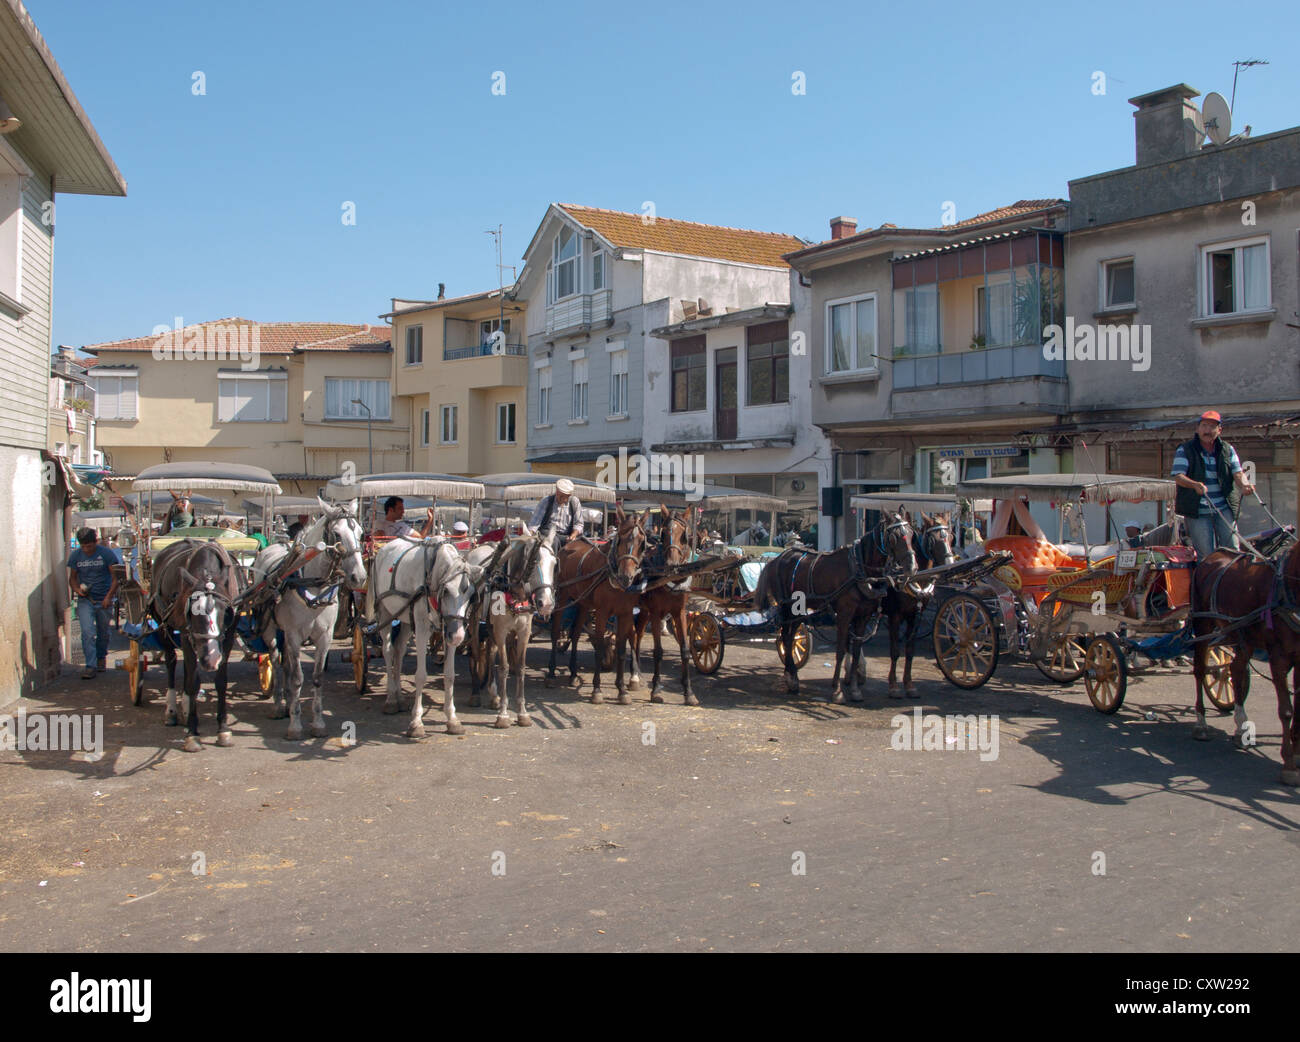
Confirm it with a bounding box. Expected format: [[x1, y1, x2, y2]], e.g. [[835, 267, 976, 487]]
[[948, 199, 1063, 230], [557, 205, 806, 267], [84, 319, 387, 355]]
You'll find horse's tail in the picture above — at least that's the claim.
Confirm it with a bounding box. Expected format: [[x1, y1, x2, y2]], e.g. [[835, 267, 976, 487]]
[[753, 559, 773, 611]]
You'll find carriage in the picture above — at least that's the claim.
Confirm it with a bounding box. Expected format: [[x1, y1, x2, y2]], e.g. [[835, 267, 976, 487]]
[[321, 472, 487, 694], [112, 462, 282, 704]]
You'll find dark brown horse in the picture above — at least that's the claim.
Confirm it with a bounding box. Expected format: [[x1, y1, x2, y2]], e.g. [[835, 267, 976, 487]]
[[149, 539, 244, 752], [628, 508, 697, 706], [547, 505, 650, 704], [754, 510, 917, 704], [881, 510, 955, 697], [1190, 541, 1300, 784]]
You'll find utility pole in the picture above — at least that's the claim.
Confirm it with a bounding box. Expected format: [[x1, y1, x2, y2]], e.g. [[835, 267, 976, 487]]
[[485, 225, 516, 353]]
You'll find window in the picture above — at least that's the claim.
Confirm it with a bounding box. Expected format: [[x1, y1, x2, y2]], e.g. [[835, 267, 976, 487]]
[[609, 349, 628, 416], [826, 295, 877, 372], [91, 371, 138, 420], [420, 408, 430, 447], [553, 226, 580, 300], [671, 336, 707, 412], [592, 250, 605, 291], [405, 325, 423, 365], [324, 378, 390, 420], [54, 441, 66, 457], [746, 321, 789, 405], [961, 450, 1030, 481], [479, 317, 511, 349], [902, 287, 939, 353], [1102, 259, 1135, 309], [71, 444, 81, 464], [440, 405, 458, 444], [537, 365, 552, 425], [219, 371, 288, 422], [496, 402, 516, 443], [571, 357, 588, 420], [1202, 237, 1270, 315], [0, 173, 23, 306], [975, 280, 1013, 346]]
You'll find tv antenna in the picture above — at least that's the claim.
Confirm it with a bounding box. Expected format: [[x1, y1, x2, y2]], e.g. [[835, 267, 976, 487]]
[[1230, 59, 1268, 109], [485, 224, 517, 353]]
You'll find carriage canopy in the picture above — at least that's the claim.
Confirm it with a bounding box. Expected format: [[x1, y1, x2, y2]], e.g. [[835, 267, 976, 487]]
[[322, 472, 486, 503], [130, 462, 282, 495], [956, 473, 1176, 505], [472, 472, 618, 504]]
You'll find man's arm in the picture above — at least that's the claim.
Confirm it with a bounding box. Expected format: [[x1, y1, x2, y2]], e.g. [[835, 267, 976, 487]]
[[1170, 448, 1206, 497], [529, 499, 548, 529], [568, 498, 583, 536], [1228, 447, 1256, 495], [102, 552, 119, 608]]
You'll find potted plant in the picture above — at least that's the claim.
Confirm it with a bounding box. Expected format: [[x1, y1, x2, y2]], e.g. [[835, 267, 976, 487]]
[[968, 334, 987, 351]]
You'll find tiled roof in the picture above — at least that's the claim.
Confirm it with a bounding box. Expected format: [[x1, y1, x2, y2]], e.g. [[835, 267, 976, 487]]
[[557, 205, 807, 267], [948, 199, 1063, 230], [297, 324, 391, 351], [84, 319, 386, 355]]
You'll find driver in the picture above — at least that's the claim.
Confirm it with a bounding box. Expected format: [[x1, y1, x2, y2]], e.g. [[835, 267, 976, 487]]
[[530, 479, 583, 552], [374, 496, 435, 540]]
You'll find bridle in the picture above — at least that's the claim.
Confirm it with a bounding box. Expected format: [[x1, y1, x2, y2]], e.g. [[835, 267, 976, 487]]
[[875, 514, 918, 576], [919, 517, 954, 565], [606, 513, 650, 590]]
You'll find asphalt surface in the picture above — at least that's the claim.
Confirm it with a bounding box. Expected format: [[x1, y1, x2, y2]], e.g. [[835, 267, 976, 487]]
[[3, 625, 1299, 952]]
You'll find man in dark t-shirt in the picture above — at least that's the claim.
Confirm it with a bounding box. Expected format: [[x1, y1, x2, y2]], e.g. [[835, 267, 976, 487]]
[[68, 528, 119, 678]]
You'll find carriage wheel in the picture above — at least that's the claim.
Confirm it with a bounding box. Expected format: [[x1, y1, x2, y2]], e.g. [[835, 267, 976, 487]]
[[689, 613, 724, 675], [1034, 634, 1088, 684], [257, 654, 276, 698], [932, 593, 999, 690], [777, 622, 812, 669], [1083, 634, 1127, 714], [472, 632, 492, 688], [352, 623, 369, 695], [1201, 645, 1237, 714], [127, 639, 146, 707], [333, 594, 356, 640]]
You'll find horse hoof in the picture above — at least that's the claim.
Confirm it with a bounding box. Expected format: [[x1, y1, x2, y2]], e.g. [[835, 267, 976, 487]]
[[469, 694, 481, 708], [310, 724, 327, 738], [628, 678, 642, 691], [1230, 732, 1247, 750], [650, 693, 665, 704], [445, 721, 464, 736], [617, 692, 631, 705], [850, 690, 864, 703], [888, 689, 907, 700], [543, 676, 557, 690], [216, 731, 234, 748], [382, 702, 400, 715], [684, 694, 699, 707], [407, 724, 427, 740], [567, 674, 581, 688], [905, 685, 918, 698], [516, 714, 533, 727], [831, 692, 846, 705], [164, 712, 178, 727], [269, 706, 288, 720], [182, 735, 202, 753], [1281, 768, 1300, 787], [591, 692, 603, 705], [494, 716, 511, 729], [1192, 726, 1213, 742]]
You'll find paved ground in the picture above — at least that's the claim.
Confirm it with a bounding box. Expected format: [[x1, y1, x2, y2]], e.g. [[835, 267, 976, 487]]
[[3, 622, 1299, 952]]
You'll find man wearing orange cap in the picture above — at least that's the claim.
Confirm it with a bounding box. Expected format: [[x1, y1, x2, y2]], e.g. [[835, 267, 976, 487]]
[[1171, 410, 1255, 558]]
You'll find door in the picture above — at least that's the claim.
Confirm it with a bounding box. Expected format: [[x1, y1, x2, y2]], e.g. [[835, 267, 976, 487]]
[[715, 347, 737, 441]]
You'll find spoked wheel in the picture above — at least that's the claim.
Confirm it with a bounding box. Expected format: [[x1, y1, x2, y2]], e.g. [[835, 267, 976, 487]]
[[352, 623, 369, 695], [689, 612, 724, 675], [334, 594, 356, 640], [1084, 633, 1127, 714], [1201, 645, 1237, 714], [257, 654, 276, 698], [776, 622, 811, 669], [932, 593, 999, 689], [1034, 634, 1088, 684], [127, 639, 146, 706]]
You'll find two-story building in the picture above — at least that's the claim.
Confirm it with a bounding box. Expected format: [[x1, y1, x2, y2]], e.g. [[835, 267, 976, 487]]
[[49, 345, 99, 469], [515, 204, 809, 492], [85, 318, 398, 497], [382, 285, 528, 475], [1064, 83, 1300, 531], [0, 0, 125, 697]]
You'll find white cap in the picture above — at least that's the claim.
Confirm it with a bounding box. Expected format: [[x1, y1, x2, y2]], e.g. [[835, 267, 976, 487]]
[[452, 521, 469, 534], [555, 478, 575, 495], [1121, 519, 1142, 531]]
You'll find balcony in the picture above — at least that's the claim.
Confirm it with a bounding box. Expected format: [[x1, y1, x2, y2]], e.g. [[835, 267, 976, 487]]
[[893, 343, 1065, 388], [443, 342, 526, 361], [545, 289, 612, 337]]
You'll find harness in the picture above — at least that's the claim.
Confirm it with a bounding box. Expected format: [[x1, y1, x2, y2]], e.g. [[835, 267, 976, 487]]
[[149, 539, 239, 629]]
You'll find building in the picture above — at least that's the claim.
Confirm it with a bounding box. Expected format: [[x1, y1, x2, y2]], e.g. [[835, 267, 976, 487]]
[[85, 318, 397, 496], [515, 204, 810, 498], [1064, 83, 1300, 532], [0, 0, 125, 698], [381, 285, 528, 476], [49, 345, 99, 468]]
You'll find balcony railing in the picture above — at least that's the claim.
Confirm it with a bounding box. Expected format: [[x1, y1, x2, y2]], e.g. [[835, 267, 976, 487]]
[[892, 343, 1065, 389], [443, 342, 527, 361], [545, 289, 612, 336]]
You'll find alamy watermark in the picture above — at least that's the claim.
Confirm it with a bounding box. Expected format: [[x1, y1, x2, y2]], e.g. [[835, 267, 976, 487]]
[[595, 448, 704, 500], [1, 709, 103, 758], [151, 317, 261, 371], [890, 707, 999, 762], [1043, 318, 1151, 372]]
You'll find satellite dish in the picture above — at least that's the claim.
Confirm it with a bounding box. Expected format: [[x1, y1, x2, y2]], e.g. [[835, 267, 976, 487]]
[[1202, 92, 1232, 146]]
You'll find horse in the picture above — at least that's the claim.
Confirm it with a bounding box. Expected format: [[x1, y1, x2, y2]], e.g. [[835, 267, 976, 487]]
[[464, 524, 557, 727], [1190, 540, 1300, 784], [249, 500, 367, 740], [150, 539, 244, 752], [754, 510, 917, 704], [627, 507, 698, 706], [880, 510, 954, 698], [367, 537, 483, 739], [733, 520, 770, 547], [546, 504, 650, 704]]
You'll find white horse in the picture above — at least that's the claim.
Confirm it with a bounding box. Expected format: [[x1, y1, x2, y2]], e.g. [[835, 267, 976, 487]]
[[367, 537, 482, 739], [465, 524, 557, 727], [249, 500, 367, 740]]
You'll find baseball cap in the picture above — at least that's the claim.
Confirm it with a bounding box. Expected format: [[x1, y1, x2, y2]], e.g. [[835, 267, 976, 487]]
[[1199, 410, 1222, 424], [452, 521, 469, 534], [555, 478, 575, 495]]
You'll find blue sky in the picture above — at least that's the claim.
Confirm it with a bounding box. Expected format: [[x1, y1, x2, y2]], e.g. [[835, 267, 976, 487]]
[[30, 0, 1299, 350]]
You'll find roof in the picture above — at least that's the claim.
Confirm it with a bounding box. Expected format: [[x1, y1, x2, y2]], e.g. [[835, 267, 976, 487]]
[[0, 1, 125, 195], [617, 485, 788, 511], [474, 472, 618, 504], [379, 289, 508, 319], [322, 472, 486, 502], [650, 303, 791, 339], [956, 473, 1176, 504], [83, 319, 388, 356], [555, 204, 807, 268], [892, 227, 1058, 263], [131, 461, 281, 494]]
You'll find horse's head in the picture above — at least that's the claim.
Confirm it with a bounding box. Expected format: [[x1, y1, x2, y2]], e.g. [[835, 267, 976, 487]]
[[509, 522, 557, 620], [318, 497, 368, 590], [430, 543, 479, 649], [659, 506, 691, 567], [919, 511, 955, 568], [610, 504, 650, 590], [880, 509, 918, 576], [177, 550, 237, 671]]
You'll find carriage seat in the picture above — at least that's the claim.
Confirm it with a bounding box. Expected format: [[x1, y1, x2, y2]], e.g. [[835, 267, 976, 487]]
[[984, 535, 1087, 605], [738, 560, 765, 594]]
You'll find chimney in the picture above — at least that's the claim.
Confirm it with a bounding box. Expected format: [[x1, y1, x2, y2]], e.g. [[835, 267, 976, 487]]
[[437, 283, 445, 300], [829, 216, 858, 240], [1129, 84, 1202, 165]]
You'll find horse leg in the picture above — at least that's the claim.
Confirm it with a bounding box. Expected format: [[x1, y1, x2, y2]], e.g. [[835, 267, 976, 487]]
[[830, 615, 850, 705], [674, 604, 697, 707], [570, 605, 588, 688], [1191, 629, 1213, 741], [589, 606, 607, 704], [783, 619, 800, 694], [615, 610, 634, 705], [409, 609, 433, 739], [649, 610, 666, 703], [903, 605, 919, 697], [284, 626, 306, 740], [887, 602, 903, 699], [491, 624, 510, 726], [545, 608, 562, 688], [514, 621, 533, 727], [181, 647, 201, 752], [215, 625, 235, 748], [628, 608, 646, 692], [308, 609, 333, 738], [847, 620, 864, 703], [382, 620, 409, 715], [442, 615, 461, 738], [268, 608, 290, 720], [163, 639, 180, 726]]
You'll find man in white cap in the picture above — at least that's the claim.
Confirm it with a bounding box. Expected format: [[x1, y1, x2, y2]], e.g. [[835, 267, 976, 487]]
[[531, 478, 584, 552], [451, 519, 472, 550], [1121, 520, 1143, 548]]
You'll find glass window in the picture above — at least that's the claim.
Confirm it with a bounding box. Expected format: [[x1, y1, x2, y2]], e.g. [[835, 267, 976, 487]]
[[496, 402, 516, 443], [405, 325, 423, 365], [976, 280, 1013, 346], [826, 296, 876, 373], [905, 286, 939, 352], [440, 405, 457, 444], [220, 373, 288, 422], [1202, 237, 1270, 315], [746, 322, 789, 405], [324, 378, 390, 420], [671, 337, 707, 411], [420, 409, 430, 446], [592, 251, 605, 291], [609, 350, 628, 416], [1103, 260, 1135, 308], [554, 226, 580, 300], [537, 366, 551, 425], [572, 357, 588, 420], [91, 373, 138, 420]]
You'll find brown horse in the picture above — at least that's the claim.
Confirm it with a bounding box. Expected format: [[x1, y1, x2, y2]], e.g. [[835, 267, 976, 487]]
[[1191, 541, 1300, 784], [881, 510, 955, 697], [547, 505, 651, 704], [628, 508, 697, 706], [754, 510, 917, 704]]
